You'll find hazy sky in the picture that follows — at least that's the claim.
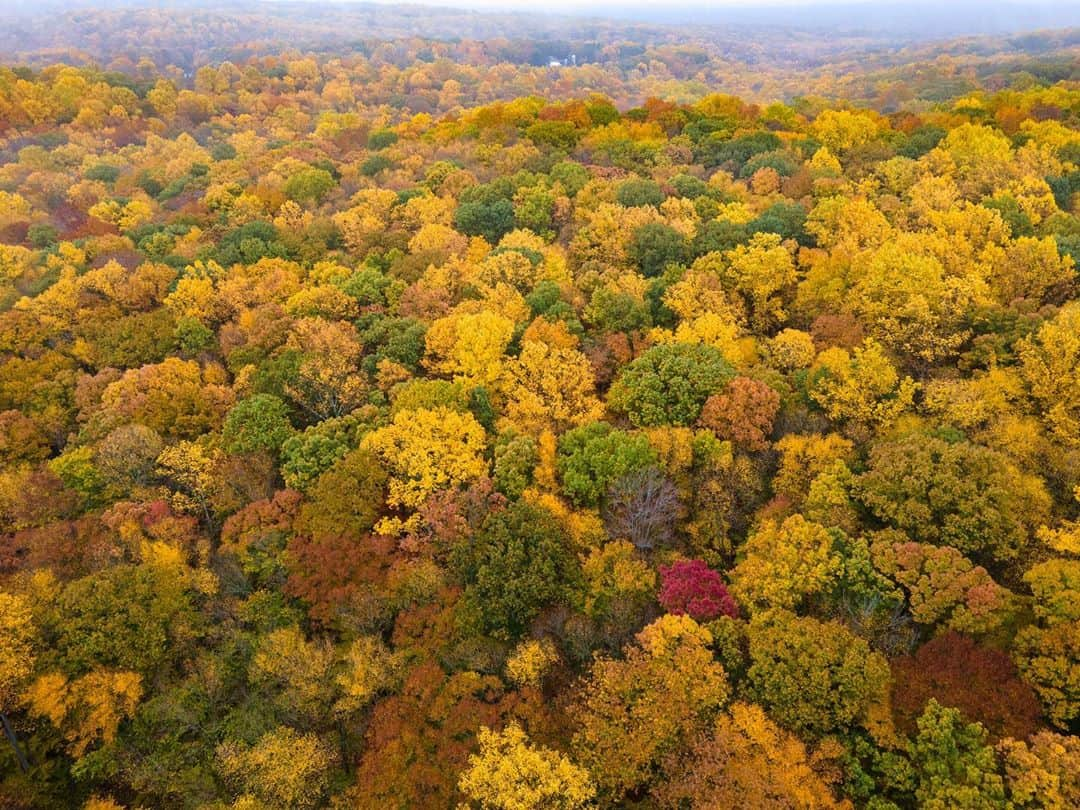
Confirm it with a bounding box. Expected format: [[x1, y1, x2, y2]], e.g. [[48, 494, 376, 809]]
[[363, 0, 876, 7]]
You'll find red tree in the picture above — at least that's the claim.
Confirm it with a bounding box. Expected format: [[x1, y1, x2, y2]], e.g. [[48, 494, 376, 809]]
[[658, 559, 739, 621]]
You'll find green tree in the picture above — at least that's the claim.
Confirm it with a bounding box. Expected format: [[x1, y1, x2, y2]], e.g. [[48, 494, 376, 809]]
[[284, 168, 336, 204], [455, 199, 515, 244], [910, 700, 1008, 810], [556, 422, 658, 507], [608, 343, 734, 427], [223, 394, 294, 455], [450, 501, 581, 640], [629, 223, 689, 278], [296, 446, 387, 538], [616, 178, 665, 208], [855, 433, 1051, 566], [746, 610, 889, 738]]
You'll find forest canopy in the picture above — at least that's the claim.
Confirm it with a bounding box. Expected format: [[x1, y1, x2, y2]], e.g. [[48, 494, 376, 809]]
[[1, 3, 1079, 808]]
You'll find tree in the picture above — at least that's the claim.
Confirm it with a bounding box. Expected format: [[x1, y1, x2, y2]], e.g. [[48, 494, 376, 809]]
[[807, 339, 916, 434], [556, 422, 658, 507], [772, 433, 855, 507], [1019, 303, 1080, 448], [746, 610, 890, 738], [608, 343, 734, 427], [698, 376, 780, 450], [998, 730, 1080, 809], [602, 466, 681, 550], [856, 433, 1051, 566], [492, 431, 538, 499], [653, 702, 849, 809], [283, 168, 336, 205], [505, 639, 559, 689], [279, 415, 358, 492], [284, 532, 396, 628], [502, 339, 603, 434], [222, 394, 294, 455], [95, 358, 233, 441], [455, 199, 515, 244], [218, 489, 300, 584], [24, 668, 143, 757], [248, 625, 336, 723], [43, 559, 200, 678], [362, 407, 488, 512], [811, 109, 879, 153], [424, 310, 514, 388], [335, 635, 405, 716], [0, 591, 34, 712], [281, 317, 367, 419], [658, 559, 738, 621], [573, 615, 729, 801], [730, 515, 844, 612], [1025, 558, 1080, 626], [217, 727, 335, 810], [0, 409, 50, 467], [458, 723, 596, 810], [450, 501, 580, 640], [1012, 618, 1080, 730], [724, 233, 797, 331], [849, 238, 983, 365], [890, 632, 1041, 741], [96, 424, 164, 493], [629, 223, 689, 278], [580, 539, 658, 622], [909, 700, 1007, 810], [870, 537, 1014, 634], [617, 178, 665, 208], [296, 446, 387, 539]]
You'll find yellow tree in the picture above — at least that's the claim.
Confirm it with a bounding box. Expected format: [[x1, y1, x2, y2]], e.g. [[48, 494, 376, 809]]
[[24, 669, 143, 757], [458, 722, 596, 810], [811, 109, 881, 154], [849, 237, 986, 364], [1019, 303, 1080, 448], [362, 407, 488, 511], [502, 339, 603, 434], [96, 358, 234, 441], [724, 232, 798, 332], [216, 727, 336, 810], [0, 592, 34, 712], [334, 635, 405, 717], [730, 515, 845, 612], [283, 317, 367, 419], [808, 339, 916, 435], [424, 309, 515, 388], [248, 626, 336, 723], [998, 730, 1080, 809]]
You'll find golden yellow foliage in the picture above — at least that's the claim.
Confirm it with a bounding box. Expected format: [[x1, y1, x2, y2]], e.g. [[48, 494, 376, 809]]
[[459, 722, 596, 810], [362, 406, 488, 509], [502, 339, 603, 434], [505, 638, 559, 688], [25, 669, 143, 757]]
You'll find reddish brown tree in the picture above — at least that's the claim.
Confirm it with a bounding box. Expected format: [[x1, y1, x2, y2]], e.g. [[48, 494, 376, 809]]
[[890, 631, 1042, 741], [284, 532, 397, 627], [698, 377, 780, 451]]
